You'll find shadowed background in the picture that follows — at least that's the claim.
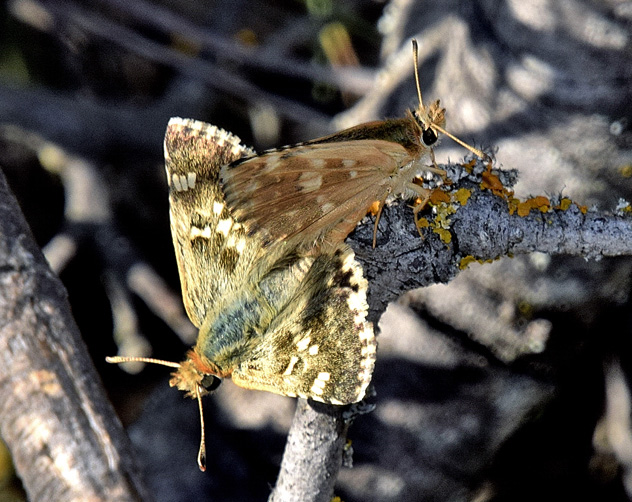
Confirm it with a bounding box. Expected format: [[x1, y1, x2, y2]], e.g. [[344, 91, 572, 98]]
[[0, 0, 631, 500]]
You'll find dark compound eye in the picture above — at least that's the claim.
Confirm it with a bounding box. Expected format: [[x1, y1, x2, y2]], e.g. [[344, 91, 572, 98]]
[[422, 127, 438, 146], [201, 374, 222, 392]]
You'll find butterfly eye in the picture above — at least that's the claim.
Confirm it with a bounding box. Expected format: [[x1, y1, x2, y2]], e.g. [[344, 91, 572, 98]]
[[422, 127, 438, 146], [201, 374, 222, 393]]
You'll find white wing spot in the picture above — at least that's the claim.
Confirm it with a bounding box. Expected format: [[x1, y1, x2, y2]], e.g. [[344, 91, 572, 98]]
[[317, 372, 330, 381], [298, 172, 323, 192], [343, 159, 357, 168], [172, 174, 183, 191], [225, 234, 239, 249], [310, 384, 324, 395], [310, 372, 331, 396], [349, 170, 358, 178], [216, 218, 233, 237], [190, 225, 212, 239], [347, 290, 368, 315], [361, 344, 377, 357], [187, 172, 196, 189], [308, 345, 319, 355], [358, 325, 373, 342], [296, 336, 311, 352], [283, 356, 299, 376], [235, 238, 246, 254], [212, 201, 225, 215], [179, 175, 188, 191]]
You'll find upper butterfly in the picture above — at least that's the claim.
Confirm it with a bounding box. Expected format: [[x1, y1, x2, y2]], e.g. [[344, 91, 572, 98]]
[[220, 39, 487, 250]]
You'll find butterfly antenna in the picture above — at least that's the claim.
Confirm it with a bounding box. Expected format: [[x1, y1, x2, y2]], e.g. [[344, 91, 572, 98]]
[[411, 39, 490, 162], [105, 356, 181, 368], [107, 355, 209, 471], [431, 123, 490, 161], [196, 385, 207, 472], [412, 39, 425, 111]]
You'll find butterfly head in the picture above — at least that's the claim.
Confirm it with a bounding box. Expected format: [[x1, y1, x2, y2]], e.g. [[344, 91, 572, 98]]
[[412, 100, 446, 147], [169, 350, 223, 399], [411, 39, 489, 161]]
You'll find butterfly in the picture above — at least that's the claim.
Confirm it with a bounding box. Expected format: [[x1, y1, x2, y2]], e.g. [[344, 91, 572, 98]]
[[220, 39, 487, 250], [108, 118, 376, 471]]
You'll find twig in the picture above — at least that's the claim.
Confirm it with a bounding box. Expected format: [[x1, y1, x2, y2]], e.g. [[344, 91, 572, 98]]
[[0, 168, 151, 502], [93, 0, 375, 95], [269, 400, 348, 502], [32, 0, 332, 127], [350, 159, 632, 317]]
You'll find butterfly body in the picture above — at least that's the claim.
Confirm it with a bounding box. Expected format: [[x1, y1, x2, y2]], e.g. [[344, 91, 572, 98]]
[[164, 118, 376, 405], [220, 101, 446, 251]]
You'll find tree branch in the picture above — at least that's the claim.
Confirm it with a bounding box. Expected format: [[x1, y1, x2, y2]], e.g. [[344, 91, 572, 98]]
[[349, 159, 632, 316], [0, 168, 151, 502], [270, 154, 632, 500]]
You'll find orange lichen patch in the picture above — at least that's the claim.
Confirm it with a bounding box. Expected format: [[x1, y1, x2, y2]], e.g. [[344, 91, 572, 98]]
[[480, 168, 515, 200], [459, 255, 477, 269], [429, 189, 451, 205], [516, 196, 550, 217], [554, 197, 587, 214], [433, 227, 452, 243], [459, 255, 499, 268], [462, 158, 477, 173], [454, 188, 472, 206], [557, 197, 573, 211], [507, 197, 521, 215], [480, 170, 503, 191], [416, 217, 430, 228]]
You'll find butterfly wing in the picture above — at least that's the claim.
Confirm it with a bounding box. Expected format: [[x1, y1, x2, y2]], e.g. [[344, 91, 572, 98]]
[[166, 118, 376, 403], [220, 139, 414, 250], [165, 118, 268, 328], [230, 245, 376, 404]]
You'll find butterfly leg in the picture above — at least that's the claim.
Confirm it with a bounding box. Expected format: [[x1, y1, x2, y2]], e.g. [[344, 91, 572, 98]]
[[372, 192, 390, 248], [405, 183, 432, 239], [426, 149, 447, 179]]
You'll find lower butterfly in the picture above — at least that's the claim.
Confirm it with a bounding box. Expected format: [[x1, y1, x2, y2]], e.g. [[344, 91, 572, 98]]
[[108, 118, 376, 471]]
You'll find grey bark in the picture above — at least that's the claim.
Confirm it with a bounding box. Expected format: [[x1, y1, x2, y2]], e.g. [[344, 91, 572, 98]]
[[0, 169, 151, 502]]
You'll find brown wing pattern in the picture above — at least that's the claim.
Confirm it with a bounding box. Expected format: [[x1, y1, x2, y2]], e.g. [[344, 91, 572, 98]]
[[220, 139, 413, 249]]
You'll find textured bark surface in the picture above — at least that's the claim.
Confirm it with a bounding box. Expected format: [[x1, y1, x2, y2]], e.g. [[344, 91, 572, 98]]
[[0, 170, 150, 502]]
